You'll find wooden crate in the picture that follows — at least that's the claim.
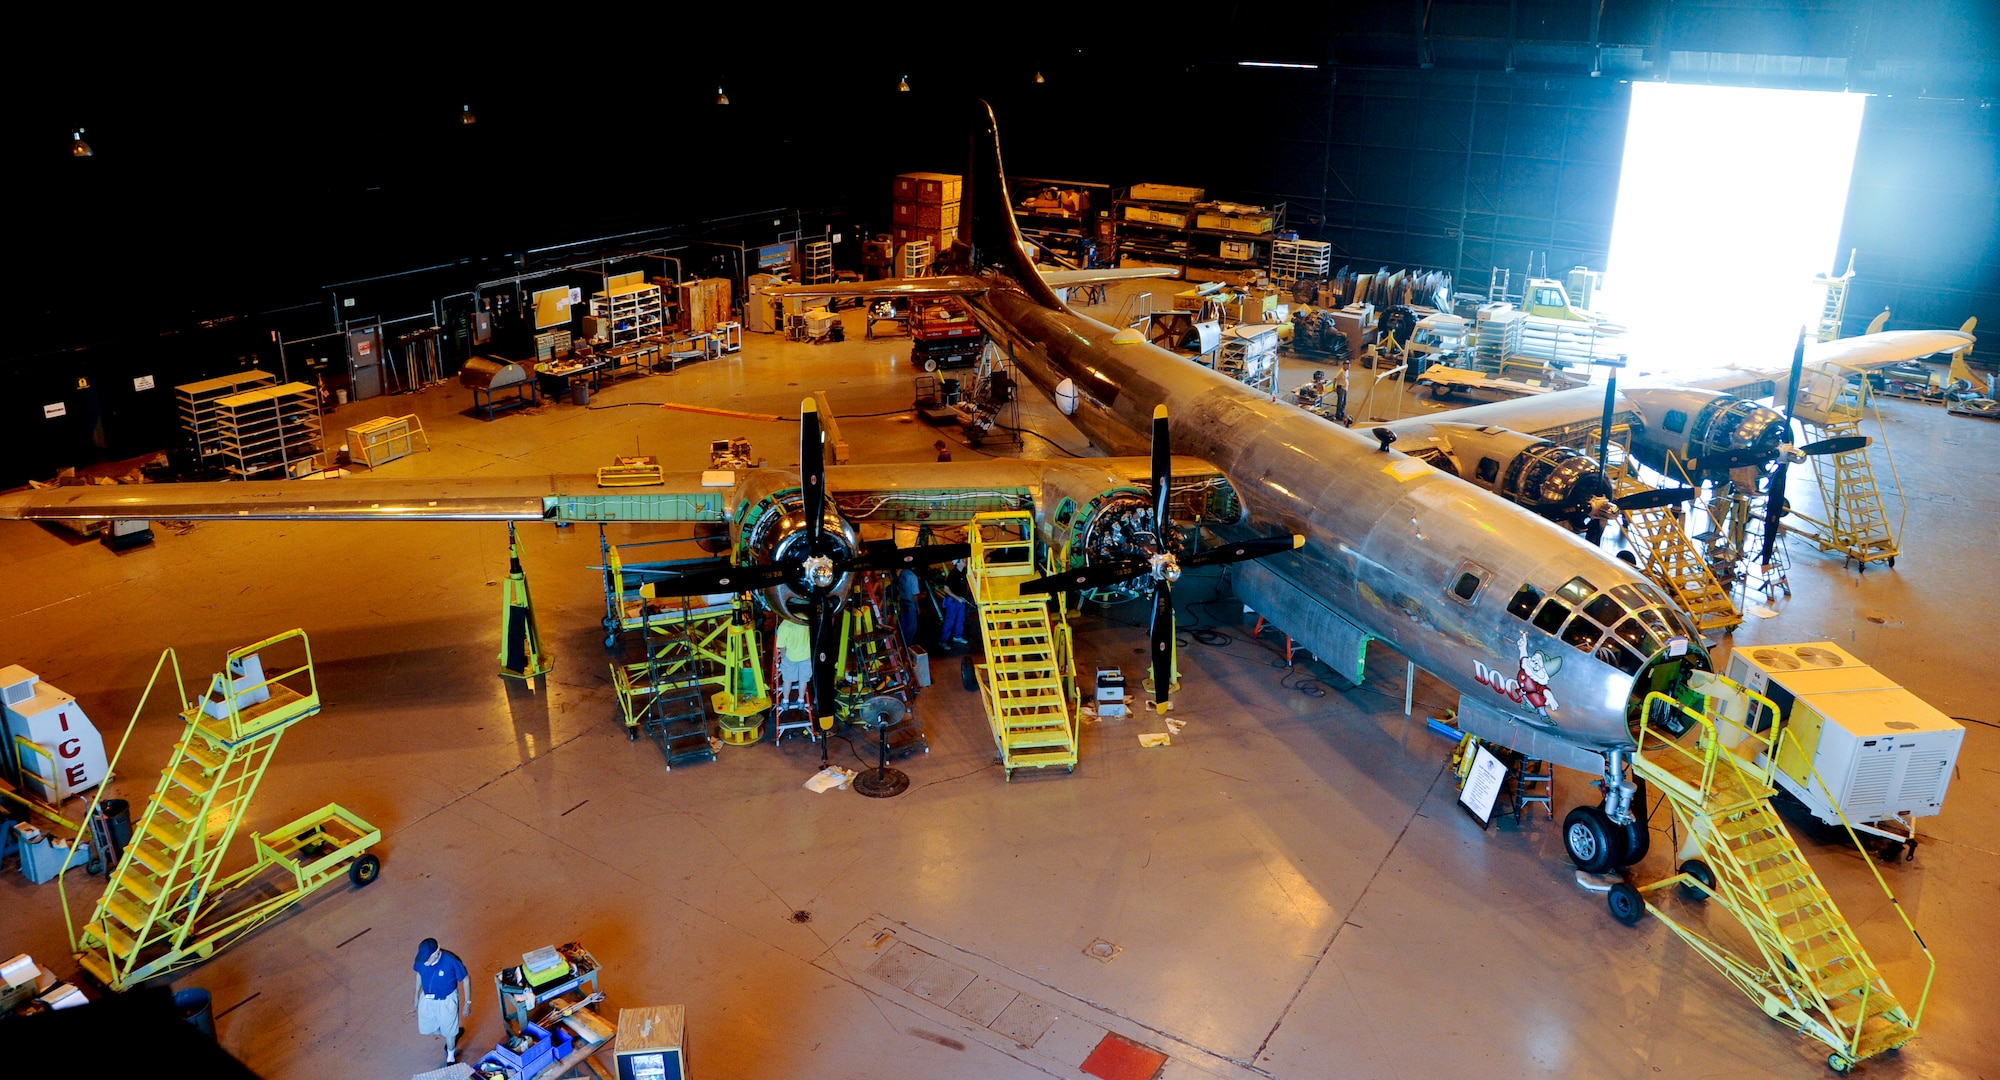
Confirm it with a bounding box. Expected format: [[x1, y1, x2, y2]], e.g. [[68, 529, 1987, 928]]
[[675, 278, 734, 332], [892, 201, 960, 230], [1196, 212, 1275, 235], [1123, 205, 1189, 228], [893, 172, 962, 204], [893, 224, 956, 252], [1129, 183, 1204, 203]]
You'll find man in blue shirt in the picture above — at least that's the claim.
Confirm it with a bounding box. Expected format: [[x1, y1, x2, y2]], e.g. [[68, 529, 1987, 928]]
[[896, 567, 922, 648], [414, 937, 471, 1065]]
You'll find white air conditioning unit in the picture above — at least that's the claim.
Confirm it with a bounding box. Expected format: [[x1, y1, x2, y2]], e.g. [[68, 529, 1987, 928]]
[[1727, 642, 1963, 840]]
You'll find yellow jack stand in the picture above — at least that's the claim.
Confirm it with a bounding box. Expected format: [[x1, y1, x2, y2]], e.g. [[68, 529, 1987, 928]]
[[499, 523, 553, 687], [712, 602, 771, 745]]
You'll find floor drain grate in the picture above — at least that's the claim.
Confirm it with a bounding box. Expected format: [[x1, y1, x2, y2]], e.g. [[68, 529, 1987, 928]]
[[1083, 938, 1122, 963]]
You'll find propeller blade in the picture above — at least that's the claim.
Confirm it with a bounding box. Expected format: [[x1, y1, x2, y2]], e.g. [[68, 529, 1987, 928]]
[[1150, 578, 1174, 710], [1800, 434, 1869, 456], [800, 397, 826, 558], [1761, 329, 1809, 567], [845, 543, 972, 573], [1017, 558, 1150, 596], [808, 592, 838, 730], [1182, 534, 1303, 568], [1613, 487, 1699, 512], [1150, 405, 1171, 531], [643, 560, 795, 597]]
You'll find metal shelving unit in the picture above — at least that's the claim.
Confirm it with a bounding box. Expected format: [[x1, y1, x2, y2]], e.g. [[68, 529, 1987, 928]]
[[177, 371, 279, 460], [212, 382, 323, 479], [589, 283, 665, 348], [801, 240, 834, 285], [1271, 239, 1332, 284]]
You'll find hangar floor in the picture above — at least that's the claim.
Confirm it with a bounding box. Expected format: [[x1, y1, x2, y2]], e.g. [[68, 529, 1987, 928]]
[[2, 285, 1994, 1079]]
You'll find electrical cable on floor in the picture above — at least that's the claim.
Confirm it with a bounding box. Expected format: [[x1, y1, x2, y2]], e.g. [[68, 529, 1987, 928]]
[[994, 424, 1088, 457], [1951, 714, 1999, 730]]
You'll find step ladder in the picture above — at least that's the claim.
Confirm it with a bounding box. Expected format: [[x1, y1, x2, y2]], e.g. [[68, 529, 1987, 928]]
[[1793, 418, 1898, 572], [967, 512, 1077, 779], [71, 631, 381, 990], [1626, 682, 1933, 1073], [1613, 476, 1742, 634], [1812, 251, 1856, 342]]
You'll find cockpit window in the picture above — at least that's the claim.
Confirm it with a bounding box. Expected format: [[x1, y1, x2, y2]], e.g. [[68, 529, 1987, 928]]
[[1533, 598, 1570, 634], [1596, 641, 1646, 675], [1609, 584, 1652, 612], [1556, 576, 1594, 605], [1507, 584, 1543, 620], [1584, 593, 1625, 626], [1613, 616, 1661, 657], [1562, 615, 1602, 651]]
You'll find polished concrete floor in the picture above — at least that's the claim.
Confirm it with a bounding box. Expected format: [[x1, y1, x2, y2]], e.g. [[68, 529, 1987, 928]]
[[2, 287, 1995, 1079]]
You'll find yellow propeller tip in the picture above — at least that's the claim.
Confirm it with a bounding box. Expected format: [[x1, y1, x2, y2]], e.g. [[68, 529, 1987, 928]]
[[801, 398, 818, 413], [1153, 404, 1169, 420], [1292, 535, 1305, 549]]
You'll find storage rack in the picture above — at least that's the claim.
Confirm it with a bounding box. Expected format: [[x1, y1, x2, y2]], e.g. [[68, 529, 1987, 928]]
[[177, 371, 279, 459], [212, 382, 323, 479], [801, 241, 834, 285], [1009, 177, 1110, 268], [900, 240, 934, 278], [589, 284, 665, 348], [1270, 239, 1332, 284], [1112, 190, 1286, 280]]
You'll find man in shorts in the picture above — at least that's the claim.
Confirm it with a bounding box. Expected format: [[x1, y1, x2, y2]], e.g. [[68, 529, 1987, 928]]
[[414, 937, 471, 1065]]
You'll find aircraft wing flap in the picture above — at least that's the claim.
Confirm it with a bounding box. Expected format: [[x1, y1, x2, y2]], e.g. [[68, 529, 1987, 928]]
[[823, 456, 1234, 525]]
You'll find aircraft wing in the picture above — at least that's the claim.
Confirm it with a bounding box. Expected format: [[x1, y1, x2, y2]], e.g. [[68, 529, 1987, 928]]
[[1414, 366, 1559, 398], [0, 474, 585, 523], [769, 276, 988, 300], [1687, 329, 1976, 394], [1037, 267, 1179, 288], [0, 458, 1241, 530]]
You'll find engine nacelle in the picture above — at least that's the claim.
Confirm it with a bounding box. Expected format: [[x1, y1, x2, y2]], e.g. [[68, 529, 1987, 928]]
[[1624, 388, 1786, 479], [1415, 423, 1610, 528]]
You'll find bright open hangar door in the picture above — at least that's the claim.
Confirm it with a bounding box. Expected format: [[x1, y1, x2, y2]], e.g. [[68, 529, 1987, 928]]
[[1601, 83, 1865, 371]]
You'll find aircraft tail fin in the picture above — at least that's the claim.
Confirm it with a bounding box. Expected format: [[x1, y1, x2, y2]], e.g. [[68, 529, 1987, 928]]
[[957, 100, 1065, 310]]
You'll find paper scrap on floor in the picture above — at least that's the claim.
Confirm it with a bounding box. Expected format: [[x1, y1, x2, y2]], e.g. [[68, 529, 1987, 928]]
[[1138, 733, 1171, 748], [1748, 605, 1778, 619], [806, 766, 856, 793], [1163, 718, 1185, 736]]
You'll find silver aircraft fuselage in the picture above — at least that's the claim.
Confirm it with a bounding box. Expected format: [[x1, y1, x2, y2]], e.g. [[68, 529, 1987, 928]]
[[974, 278, 1707, 769]]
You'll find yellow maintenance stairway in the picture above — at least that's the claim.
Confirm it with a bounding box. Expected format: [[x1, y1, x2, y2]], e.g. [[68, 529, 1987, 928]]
[[1618, 675, 1932, 1073], [1613, 474, 1742, 634], [966, 512, 1079, 779], [70, 630, 381, 991]]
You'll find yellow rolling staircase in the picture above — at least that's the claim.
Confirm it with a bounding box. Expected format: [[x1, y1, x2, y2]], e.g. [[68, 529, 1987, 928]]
[[1794, 417, 1898, 572], [967, 511, 1079, 779], [1624, 679, 1932, 1073], [66, 631, 381, 990], [1613, 474, 1742, 634]]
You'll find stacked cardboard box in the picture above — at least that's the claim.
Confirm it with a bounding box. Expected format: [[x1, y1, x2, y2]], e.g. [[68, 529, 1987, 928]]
[[892, 172, 961, 268]]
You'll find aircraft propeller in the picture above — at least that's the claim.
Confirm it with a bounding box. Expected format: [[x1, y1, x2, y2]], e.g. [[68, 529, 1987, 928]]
[[647, 398, 968, 764], [1017, 406, 1302, 712]]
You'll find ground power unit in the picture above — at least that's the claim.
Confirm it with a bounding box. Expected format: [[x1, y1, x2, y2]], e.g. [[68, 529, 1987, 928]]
[[1726, 642, 1963, 854]]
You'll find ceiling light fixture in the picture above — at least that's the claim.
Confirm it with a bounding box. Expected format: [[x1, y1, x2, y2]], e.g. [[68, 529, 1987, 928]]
[[1237, 60, 1319, 70], [1034, 71, 1045, 84], [460, 103, 477, 125], [715, 86, 730, 105], [898, 74, 910, 92], [70, 128, 92, 157]]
